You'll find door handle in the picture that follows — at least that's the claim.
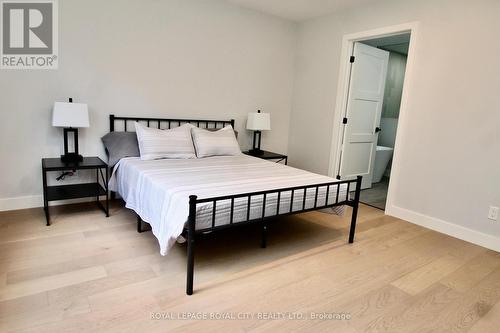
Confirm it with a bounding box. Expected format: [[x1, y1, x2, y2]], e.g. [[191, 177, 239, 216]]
[[375, 127, 382, 133]]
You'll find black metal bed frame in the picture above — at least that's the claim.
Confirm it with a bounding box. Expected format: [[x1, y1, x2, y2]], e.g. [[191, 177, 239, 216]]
[[109, 114, 362, 295], [109, 114, 235, 132]]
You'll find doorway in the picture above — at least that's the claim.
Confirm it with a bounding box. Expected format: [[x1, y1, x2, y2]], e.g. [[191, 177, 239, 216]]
[[328, 23, 418, 211]]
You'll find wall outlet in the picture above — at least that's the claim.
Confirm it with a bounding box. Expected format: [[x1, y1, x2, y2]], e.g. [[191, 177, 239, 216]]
[[488, 206, 499, 221]]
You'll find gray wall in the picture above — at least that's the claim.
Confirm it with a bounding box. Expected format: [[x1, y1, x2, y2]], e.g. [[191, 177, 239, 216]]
[[0, 0, 296, 209], [288, 0, 500, 243], [381, 51, 407, 118], [1, 0, 499, 251], [378, 51, 407, 148]]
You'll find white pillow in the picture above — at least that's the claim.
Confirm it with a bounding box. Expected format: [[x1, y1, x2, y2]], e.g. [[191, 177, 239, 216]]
[[134, 122, 196, 160], [191, 126, 241, 158]]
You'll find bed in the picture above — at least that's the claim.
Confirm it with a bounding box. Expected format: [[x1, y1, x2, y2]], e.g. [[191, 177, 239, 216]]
[[108, 115, 362, 295]]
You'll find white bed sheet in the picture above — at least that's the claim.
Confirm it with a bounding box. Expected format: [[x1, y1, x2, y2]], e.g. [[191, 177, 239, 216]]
[[110, 155, 347, 255]]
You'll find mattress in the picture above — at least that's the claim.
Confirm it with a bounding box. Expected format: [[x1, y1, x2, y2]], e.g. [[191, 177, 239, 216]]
[[109, 155, 347, 255]]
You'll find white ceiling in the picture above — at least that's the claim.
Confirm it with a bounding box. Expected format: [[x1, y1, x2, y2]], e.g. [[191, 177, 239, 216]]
[[225, 0, 382, 21]]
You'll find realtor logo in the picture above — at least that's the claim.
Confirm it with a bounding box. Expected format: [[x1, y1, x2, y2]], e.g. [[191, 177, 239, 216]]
[[1, 0, 58, 69]]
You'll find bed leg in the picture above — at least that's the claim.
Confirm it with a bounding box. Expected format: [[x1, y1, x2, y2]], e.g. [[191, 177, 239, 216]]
[[137, 215, 143, 233], [110, 191, 116, 200], [186, 195, 197, 296], [349, 176, 363, 244], [261, 223, 268, 248]]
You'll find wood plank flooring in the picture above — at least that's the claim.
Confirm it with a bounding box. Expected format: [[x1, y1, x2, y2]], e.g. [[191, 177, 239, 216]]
[[0, 202, 499, 332]]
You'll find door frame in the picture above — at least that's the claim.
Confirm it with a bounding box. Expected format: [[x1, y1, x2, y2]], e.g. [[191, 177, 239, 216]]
[[327, 22, 419, 212]]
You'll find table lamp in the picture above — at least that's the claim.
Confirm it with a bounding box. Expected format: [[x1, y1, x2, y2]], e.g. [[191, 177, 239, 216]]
[[52, 98, 89, 163], [246, 110, 271, 155]]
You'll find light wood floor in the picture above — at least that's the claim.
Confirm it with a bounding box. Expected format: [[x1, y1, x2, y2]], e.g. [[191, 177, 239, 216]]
[[1, 202, 499, 332]]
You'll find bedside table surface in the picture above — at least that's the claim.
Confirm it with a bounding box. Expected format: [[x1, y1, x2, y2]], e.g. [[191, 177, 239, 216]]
[[244, 150, 287, 159], [42, 157, 107, 170]]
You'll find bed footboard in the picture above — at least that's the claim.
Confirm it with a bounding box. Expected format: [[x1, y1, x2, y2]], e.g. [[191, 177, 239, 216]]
[[185, 175, 362, 295]]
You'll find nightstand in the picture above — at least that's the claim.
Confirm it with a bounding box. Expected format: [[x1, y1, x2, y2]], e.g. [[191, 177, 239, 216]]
[[243, 150, 288, 165], [42, 157, 109, 226]]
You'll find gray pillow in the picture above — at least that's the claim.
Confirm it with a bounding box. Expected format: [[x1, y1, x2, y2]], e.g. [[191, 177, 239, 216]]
[[101, 132, 140, 167]]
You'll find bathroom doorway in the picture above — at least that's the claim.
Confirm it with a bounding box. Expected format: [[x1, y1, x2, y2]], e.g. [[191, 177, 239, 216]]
[[329, 25, 416, 211], [358, 34, 409, 209]]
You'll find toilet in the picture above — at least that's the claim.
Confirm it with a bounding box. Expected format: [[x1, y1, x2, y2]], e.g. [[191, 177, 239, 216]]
[[373, 146, 394, 183]]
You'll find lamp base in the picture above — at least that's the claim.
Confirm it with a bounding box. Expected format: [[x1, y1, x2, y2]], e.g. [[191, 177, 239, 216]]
[[61, 153, 83, 164], [248, 148, 264, 156]]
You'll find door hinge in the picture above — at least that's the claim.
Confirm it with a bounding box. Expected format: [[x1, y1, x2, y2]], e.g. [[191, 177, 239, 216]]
[[342, 117, 348, 124], [350, 56, 355, 63], [336, 175, 341, 180]]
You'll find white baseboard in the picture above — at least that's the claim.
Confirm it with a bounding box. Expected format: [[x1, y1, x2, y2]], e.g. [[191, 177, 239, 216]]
[[0, 195, 95, 212], [0, 195, 43, 212], [386, 204, 500, 253]]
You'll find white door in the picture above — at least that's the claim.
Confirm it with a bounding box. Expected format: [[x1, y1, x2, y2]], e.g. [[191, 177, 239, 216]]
[[338, 42, 389, 189]]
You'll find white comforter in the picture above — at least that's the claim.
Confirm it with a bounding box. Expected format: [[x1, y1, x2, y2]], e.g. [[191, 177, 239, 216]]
[[110, 155, 347, 255]]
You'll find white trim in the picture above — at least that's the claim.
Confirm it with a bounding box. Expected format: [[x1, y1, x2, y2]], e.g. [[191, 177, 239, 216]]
[[387, 205, 500, 253], [328, 22, 420, 213], [0, 195, 94, 212], [0, 195, 43, 211]]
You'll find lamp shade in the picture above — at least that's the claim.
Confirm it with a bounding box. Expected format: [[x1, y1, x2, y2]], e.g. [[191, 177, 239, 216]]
[[246, 112, 271, 131], [52, 102, 89, 128]]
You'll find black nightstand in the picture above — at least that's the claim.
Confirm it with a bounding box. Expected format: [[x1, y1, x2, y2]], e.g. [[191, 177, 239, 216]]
[[42, 157, 109, 226], [243, 150, 288, 165]]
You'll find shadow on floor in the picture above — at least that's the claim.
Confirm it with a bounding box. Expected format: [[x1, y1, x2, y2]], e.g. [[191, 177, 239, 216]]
[[359, 176, 389, 210]]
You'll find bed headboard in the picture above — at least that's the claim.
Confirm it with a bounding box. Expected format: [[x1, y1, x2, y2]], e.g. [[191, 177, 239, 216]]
[[109, 114, 235, 132]]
